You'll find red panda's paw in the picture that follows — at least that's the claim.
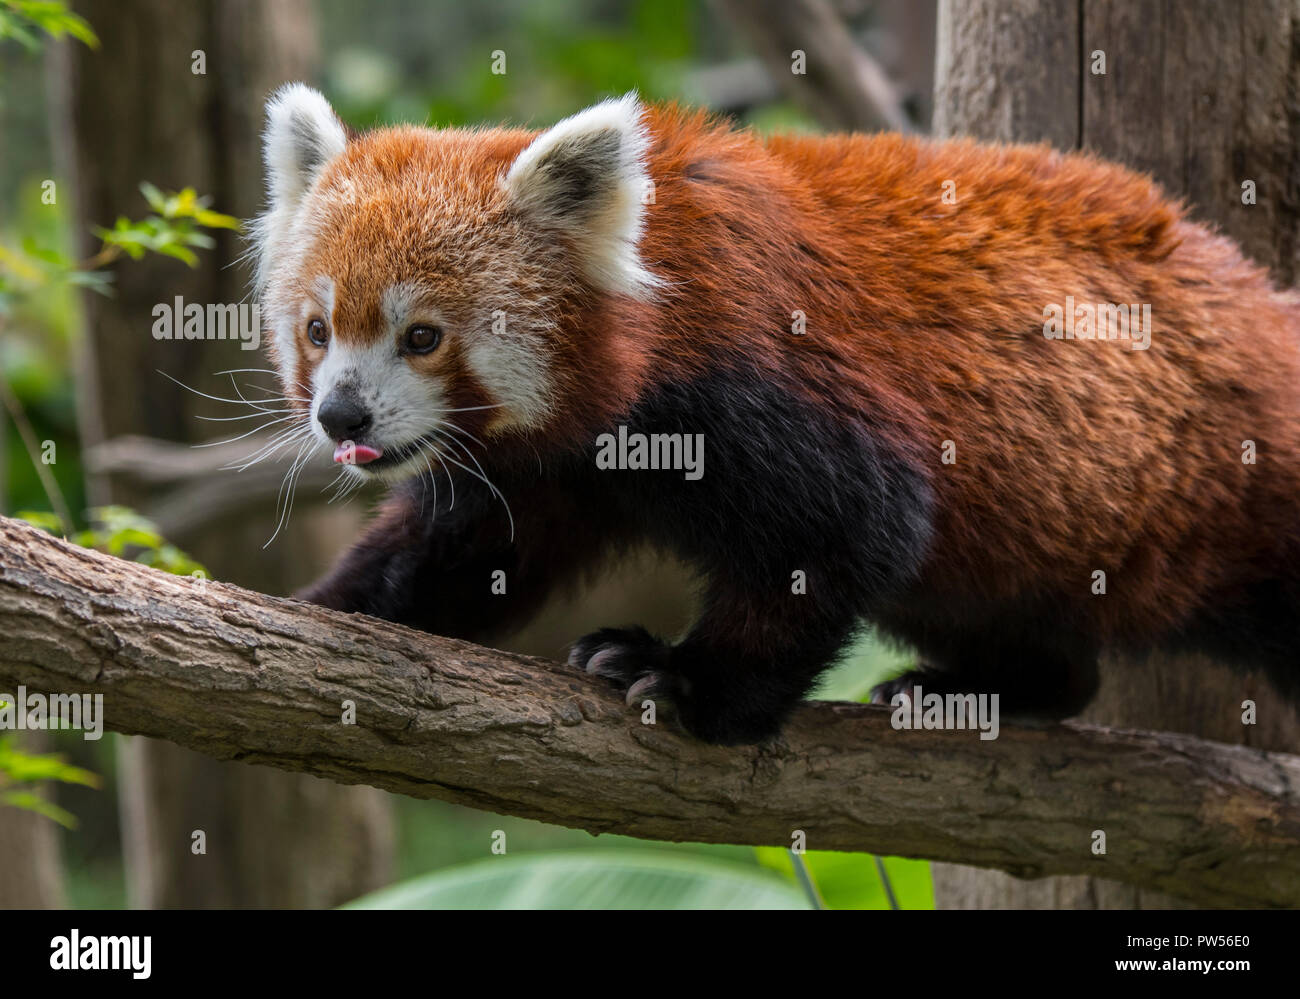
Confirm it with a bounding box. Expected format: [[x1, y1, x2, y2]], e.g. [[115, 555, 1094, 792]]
[[568, 626, 680, 708], [569, 628, 788, 745]]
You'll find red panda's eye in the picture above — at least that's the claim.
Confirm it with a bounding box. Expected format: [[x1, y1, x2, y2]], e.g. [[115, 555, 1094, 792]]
[[404, 325, 442, 355], [307, 319, 328, 347]]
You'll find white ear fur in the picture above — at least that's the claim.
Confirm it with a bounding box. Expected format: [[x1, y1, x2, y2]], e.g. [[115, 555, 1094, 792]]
[[264, 83, 347, 207], [505, 93, 660, 298], [252, 84, 346, 290]]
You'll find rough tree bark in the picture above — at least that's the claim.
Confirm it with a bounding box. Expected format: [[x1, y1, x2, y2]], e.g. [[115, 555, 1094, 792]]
[[1, 515, 1299, 908], [51, 0, 393, 908], [931, 0, 1300, 908]]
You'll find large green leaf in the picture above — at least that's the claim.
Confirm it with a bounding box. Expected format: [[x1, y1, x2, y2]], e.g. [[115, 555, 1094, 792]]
[[343, 850, 810, 910], [755, 848, 934, 910]]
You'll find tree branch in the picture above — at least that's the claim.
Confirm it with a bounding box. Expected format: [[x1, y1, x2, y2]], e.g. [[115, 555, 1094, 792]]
[[0, 514, 1297, 907]]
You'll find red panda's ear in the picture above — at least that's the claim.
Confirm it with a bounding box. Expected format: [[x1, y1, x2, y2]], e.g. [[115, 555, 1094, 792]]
[[252, 84, 347, 291], [505, 93, 660, 299], [263, 83, 347, 209]]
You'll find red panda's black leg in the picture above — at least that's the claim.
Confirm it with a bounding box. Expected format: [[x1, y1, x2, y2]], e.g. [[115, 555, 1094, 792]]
[[296, 471, 605, 644], [572, 541, 915, 744], [570, 579, 868, 744], [869, 638, 1101, 722], [570, 373, 937, 744]]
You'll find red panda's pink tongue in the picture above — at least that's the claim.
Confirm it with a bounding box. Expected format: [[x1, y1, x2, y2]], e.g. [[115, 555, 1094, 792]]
[[333, 443, 383, 465]]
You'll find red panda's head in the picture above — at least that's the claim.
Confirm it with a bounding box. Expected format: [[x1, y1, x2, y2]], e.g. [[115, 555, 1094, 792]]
[[252, 84, 659, 482]]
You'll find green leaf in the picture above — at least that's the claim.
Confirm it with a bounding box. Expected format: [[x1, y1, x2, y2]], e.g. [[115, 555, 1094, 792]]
[[0, 12, 41, 51], [0, 790, 79, 829], [114, 526, 164, 550], [0, 737, 101, 798], [138, 544, 205, 577], [76, 506, 209, 578], [58, 12, 97, 48], [342, 850, 810, 910], [137, 181, 166, 213], [89, 504, 152, 533], [65, 269, 114, 295], [153, 243, 199, 267], [193, 208, 240, 230], [754, 847, 934, 910], [0, 1, 99, 49], [14, 509, 65, 534]]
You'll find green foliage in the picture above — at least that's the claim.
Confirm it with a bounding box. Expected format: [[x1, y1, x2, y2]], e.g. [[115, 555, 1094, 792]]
[[0, 178, 79, 348], [17, 505, 208, 576], [1, 332, 85, 543], [1, 179, 236, 528], [813, 628, 913, 701], [0, 735, 100, 829], [0, 3, 227, 846], [343, 850, 808, 910], [0, 0, 97, 53], [0, 238, 106, 307], [322, 0, 772, 132], [755, 848, 934, 910], [0, 182, 240, 316], [93, 183, 240, 268]]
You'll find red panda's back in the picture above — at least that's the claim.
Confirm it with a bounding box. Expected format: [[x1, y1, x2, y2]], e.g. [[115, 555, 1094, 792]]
[[644, 111, 1300, 640]]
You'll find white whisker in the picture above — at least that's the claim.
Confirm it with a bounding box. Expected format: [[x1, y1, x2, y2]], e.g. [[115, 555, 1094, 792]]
[[226, 421, 315, 471], [196, 409, 300, 423], [425, 431, 514, 540], [157, 369, 289, 413], [434, 416, 489, 450], [436, 403, 508, 414], [195, 413, 305, 448], [264, 435, 322, 548], [416, 435, 455, 511]]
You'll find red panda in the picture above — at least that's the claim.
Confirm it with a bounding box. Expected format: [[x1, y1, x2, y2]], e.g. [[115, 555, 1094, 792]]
[[255, 84, 1300, 745]]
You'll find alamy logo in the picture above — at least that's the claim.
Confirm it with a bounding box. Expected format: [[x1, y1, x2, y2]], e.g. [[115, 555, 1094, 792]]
[[0, 686, 103, 741], [50, 930, 151, 979], [889, 686, 1000, 741], [151, 296, 261, 350], [595, 425, 704, 480], [1043, 296, 1152, 350]]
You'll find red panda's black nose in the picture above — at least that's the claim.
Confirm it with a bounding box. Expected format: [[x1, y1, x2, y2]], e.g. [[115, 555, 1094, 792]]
[[318, 390, 373, 442]]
